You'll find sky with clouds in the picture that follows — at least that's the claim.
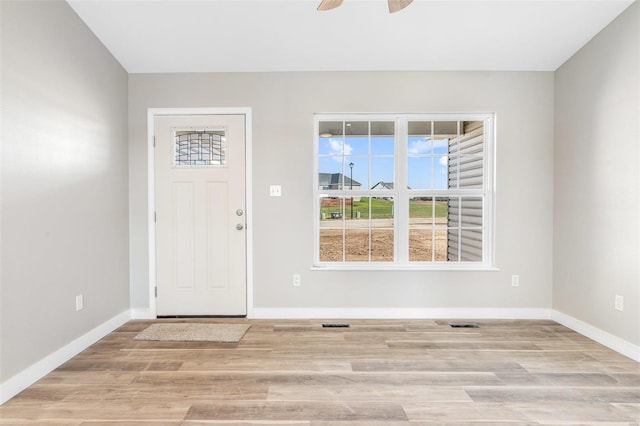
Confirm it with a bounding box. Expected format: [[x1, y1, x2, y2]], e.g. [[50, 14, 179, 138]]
[[319, 136, 449, 190]]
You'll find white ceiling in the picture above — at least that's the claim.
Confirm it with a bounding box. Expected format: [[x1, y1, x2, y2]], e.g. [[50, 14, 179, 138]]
[[67, 0, 635, 73]]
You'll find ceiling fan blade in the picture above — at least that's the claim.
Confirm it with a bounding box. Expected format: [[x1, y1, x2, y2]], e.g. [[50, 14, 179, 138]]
[[317, 0, 344, 11], [388, 0, 413, 13]]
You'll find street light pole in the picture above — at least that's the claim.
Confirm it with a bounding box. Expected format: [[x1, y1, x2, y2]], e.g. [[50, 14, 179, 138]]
[[349, 162, 354, 219]]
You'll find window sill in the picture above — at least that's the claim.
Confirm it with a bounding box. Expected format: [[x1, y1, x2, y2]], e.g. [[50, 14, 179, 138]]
[[311, 263, 500, 272]]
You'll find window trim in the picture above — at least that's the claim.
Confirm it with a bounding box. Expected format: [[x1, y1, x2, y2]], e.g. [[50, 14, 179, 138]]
[[313, 113, 496, 271]]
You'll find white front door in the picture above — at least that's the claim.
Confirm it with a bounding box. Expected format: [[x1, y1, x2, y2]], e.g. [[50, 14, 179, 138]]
[[155, 114, 246, 316]]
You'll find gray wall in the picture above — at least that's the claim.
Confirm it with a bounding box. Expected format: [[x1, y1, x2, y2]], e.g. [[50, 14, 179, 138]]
[[129, 71, 554, 312], [0, 1, 129, 382], [554, 2, 640, 345]]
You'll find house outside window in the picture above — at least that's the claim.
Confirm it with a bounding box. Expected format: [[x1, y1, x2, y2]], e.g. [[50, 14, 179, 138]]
[[313, 113, 495, 270]]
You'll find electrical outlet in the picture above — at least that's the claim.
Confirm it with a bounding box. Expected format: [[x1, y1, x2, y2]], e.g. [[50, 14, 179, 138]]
[[293, 274, 301, 287], [75, 294, 84, 311], [615, 295, 624, 311], [511, 275, 520, 287]]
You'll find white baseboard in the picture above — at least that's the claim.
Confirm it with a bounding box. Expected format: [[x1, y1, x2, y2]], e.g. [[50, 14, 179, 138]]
[[551, 310, 640, 362], [130, 307, 155, 319], [251, 307, 552, 320], [0, 310, 131, 405]]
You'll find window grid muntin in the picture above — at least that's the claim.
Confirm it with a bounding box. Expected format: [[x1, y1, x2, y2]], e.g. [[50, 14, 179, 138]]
[[314, 113, 493, 269], [319, 121, 395, 193], [319, 195, 395, 263], [318, 119, 397, 263]]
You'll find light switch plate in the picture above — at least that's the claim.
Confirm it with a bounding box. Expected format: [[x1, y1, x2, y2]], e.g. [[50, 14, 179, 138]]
[[270, 185, 282, 197]]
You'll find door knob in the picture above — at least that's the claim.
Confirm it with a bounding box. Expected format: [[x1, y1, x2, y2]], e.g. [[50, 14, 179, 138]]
[[236, 224, 244, 230]]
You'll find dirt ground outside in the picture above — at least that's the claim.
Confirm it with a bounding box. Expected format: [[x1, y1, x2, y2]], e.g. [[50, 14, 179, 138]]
[[319, 228, 448, 262]]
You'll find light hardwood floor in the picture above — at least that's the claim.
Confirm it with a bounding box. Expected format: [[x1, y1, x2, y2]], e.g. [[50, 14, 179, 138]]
[[1, 319, 639, 424]]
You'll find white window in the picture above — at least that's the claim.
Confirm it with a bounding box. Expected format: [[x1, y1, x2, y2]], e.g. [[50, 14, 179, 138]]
[[313, 113, 495, 270]]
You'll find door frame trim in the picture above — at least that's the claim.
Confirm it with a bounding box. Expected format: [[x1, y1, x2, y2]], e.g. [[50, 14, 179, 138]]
[[147, 107, 253, 318]]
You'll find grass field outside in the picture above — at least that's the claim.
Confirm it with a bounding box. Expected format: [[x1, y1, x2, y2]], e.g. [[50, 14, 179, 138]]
[[320, 197, 448, 220], [409, 199, 448, 219]]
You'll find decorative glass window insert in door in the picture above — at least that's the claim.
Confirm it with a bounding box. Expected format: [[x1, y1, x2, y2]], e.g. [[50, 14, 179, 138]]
[[173, 129, 226, 166]]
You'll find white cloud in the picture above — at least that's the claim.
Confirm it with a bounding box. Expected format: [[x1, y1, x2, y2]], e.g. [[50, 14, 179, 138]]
[[439, 155, 448, 166], [433, 138, 449, 150], [409, 138, 449, 154], [328, 138, 352, 156], [408, 138, 430, 154]]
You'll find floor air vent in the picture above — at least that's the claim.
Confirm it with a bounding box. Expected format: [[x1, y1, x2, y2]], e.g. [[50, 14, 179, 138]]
[[450, 323, 479, 328], [322, 323, 350, 328]]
